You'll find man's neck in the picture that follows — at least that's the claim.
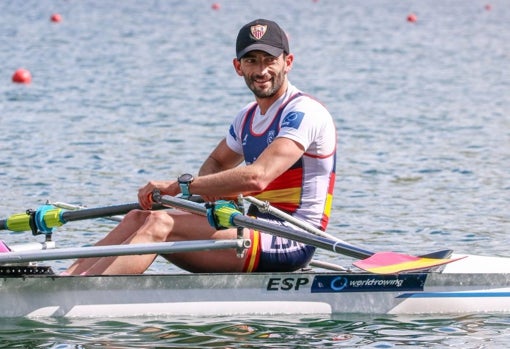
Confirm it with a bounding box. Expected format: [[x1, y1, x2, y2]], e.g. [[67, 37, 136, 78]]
[[256, 80, 289, 115]]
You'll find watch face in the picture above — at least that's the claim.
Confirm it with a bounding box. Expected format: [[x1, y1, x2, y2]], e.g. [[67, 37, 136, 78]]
[[178, 173, 193, 183]]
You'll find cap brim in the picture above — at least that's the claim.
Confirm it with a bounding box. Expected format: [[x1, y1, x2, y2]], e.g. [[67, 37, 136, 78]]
[[237, 44, 284, 60]]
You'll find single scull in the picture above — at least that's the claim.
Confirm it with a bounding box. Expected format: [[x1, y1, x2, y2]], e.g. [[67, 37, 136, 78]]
[[0, 196, 508, 318]]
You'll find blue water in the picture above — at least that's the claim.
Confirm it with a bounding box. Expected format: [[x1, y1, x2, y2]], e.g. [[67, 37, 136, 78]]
[[1, 0, 509, 347]]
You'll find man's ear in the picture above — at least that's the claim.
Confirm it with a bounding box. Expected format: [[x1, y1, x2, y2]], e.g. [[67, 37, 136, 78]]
[[233, 58, 243, 76], [284, 53, 294, 74]]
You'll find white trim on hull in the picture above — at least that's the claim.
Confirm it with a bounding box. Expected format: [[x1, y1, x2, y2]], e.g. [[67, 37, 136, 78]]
[[388, 287, 510, 314], [442, 254, 510, 273], [27, 301, 334, 318]]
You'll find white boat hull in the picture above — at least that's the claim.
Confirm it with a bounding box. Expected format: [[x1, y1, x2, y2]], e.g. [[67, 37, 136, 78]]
[[2, 254, 510, 318]]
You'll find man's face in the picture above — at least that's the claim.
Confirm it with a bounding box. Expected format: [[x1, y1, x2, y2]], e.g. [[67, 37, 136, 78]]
[[235, 51, 292, 99]]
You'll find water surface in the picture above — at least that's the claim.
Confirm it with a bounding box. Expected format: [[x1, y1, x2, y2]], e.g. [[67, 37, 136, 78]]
[[0, 0, 509, 347]]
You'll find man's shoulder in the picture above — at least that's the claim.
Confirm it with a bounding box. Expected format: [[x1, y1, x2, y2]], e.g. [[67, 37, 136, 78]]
[[286, 93, 331, 116], [286, 83, 328, 110]]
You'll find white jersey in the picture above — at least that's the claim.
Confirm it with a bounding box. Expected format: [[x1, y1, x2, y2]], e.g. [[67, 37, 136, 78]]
[[226, 83, 336, 230]]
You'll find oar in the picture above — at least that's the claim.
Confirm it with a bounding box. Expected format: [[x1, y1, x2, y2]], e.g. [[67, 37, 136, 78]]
[[154, 194, 464, 274], [0, 239, 250, 264], [0, 202, 163, 234], [244, 196, 454, 271]]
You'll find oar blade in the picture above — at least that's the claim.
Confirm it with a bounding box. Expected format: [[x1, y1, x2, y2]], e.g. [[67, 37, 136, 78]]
[[353, 252, 466, 274]]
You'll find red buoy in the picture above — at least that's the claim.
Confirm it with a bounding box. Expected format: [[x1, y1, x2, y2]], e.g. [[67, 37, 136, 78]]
[[211, 3, 220, 10], [51, 13, 62, 23], [407, 13, 418, 23], [12, 68, 32, 84], [485, 4, 492, 11]]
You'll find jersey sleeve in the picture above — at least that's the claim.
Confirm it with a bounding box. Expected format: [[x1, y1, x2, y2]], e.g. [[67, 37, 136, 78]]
[[277, 98, 336, 156]]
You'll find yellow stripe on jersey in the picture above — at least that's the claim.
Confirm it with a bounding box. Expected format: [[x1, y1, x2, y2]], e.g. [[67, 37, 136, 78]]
[[254, 187, 302, 205]]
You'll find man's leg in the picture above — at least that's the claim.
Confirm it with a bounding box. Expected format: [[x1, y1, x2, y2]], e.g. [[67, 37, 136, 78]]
[[66, 209, 158, 275], [68, 209, 250, 275], [162, 210, 250, 272]]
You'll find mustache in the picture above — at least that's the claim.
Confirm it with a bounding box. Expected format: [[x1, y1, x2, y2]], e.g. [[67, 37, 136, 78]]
[[251, 73, 271, 82]]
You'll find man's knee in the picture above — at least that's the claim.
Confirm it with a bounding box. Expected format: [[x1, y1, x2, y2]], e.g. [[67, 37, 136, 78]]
[[125, 210, 171, 227], [144, 210, 174, 237], [124, 210, 174, 241], [124, 209, 151, 223], [145, 210, 172, 223]]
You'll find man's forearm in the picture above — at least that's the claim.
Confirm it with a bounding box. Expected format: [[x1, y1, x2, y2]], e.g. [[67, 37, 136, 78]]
[[198, 155, 224, 176]]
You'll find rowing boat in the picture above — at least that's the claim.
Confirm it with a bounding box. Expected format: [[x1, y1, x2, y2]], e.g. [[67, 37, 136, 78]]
[[1, 254, 510, 317], [1, 195, 509, 318]]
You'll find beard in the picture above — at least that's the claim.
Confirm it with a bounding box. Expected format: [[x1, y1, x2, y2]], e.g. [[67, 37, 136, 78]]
[[244, 69, 285, 99]]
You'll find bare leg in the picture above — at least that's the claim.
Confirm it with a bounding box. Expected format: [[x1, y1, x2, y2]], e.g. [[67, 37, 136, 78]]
[[66, 209, 159, 275], [66, 209, 249, 275], [161, 210, 249, 272]]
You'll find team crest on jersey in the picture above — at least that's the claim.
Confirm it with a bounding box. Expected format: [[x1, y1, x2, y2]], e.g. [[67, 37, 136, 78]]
[[282, 112, 304, 129], [251, 24, 267, 40], [267, 130, 276, 145]]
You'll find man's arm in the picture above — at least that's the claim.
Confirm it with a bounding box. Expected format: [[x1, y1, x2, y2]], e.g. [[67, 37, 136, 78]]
[[138, 137, 303, 208], [137, 138, 243, 208], [191, 137, 304, 198], [199, 138, 244, 176]]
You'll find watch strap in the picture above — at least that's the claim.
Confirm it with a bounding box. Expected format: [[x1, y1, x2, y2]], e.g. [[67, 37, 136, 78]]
[[179, 181, 191, 198]]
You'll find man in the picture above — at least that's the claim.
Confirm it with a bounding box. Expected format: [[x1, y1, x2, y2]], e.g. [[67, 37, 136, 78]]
[[65, 19, 336, 275]]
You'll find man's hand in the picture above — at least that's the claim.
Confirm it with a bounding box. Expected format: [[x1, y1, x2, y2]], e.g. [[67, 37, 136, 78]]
[[137, 180, 178, 210]]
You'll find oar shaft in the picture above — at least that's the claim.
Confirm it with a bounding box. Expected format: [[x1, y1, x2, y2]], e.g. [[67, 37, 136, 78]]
[[244, 196, 345, 243], [60, 202, 147, 222], [232, 213, 373, 259], [155, 195, 374, 260], [0, 239, 249, 264]]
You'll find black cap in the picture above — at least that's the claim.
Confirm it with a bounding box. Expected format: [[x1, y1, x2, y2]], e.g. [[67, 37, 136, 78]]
[[236, 19, 289, 60]]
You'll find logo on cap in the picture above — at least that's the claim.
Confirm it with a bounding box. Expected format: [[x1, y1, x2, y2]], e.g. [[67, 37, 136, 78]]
[[250, 24, 267, 40]]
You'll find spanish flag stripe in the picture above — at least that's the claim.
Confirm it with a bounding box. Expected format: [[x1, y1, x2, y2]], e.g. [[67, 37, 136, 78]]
[[353, 252, 465, 274], [243, 230, 261, 272], [255, 187, 302, 204], [321, 172, 336, 229], [263, 168, 303, 191]]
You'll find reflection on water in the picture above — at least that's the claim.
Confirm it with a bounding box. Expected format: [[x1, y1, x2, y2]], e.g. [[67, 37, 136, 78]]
[[1, 314, 508, 348]]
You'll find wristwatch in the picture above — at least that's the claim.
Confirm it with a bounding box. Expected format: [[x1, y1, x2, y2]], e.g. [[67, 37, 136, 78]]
[[177, 173, 194, 199]]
